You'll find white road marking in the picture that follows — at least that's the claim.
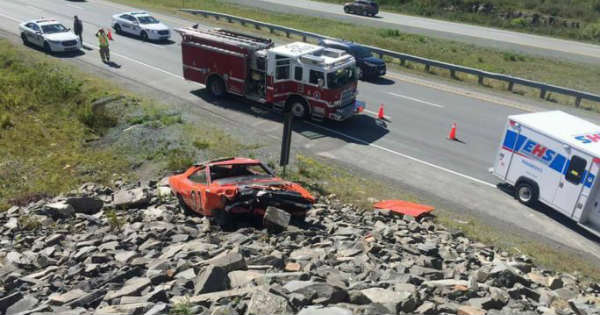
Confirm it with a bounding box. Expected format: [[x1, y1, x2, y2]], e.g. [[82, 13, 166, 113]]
[[0, 10, 492, 189], [388, 92, 445, 108], [304, 121, 497, 188], [0, 11, 21, 22]]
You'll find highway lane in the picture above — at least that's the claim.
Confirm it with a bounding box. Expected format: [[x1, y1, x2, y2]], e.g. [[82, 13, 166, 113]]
[[2, 0, 600, 259], [223, 0, 600, 65]]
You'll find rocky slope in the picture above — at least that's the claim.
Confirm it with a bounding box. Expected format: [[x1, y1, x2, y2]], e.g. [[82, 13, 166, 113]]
[[1, 179, 599, 315]]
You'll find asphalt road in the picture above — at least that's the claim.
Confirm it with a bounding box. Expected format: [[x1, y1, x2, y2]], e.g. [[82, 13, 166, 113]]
[[223, 0, 600, 65], [2, 0, 600, 260]]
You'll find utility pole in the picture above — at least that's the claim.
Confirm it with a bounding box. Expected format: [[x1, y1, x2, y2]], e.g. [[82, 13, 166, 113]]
[[280, 111, 293, 177]]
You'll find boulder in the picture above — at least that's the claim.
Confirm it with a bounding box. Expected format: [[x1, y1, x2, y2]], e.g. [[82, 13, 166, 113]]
[[194, 265, 230, 295], [246, 289, 292, 315], [66, 196, 103, 214], [113, 188, 149, 209], [263, 206, 291, 232], [360, 287, 416, 314], [43, 201, 75, 218]]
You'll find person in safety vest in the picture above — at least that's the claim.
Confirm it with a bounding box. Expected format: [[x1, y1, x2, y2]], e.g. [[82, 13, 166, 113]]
[[95, 28, 110, 63]]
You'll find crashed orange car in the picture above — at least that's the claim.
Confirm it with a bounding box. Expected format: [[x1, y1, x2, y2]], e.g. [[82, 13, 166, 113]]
[[169, 157, 315, 220]]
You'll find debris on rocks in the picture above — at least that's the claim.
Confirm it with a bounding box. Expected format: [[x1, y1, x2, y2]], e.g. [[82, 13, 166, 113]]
[[373, 200, 435, 218], [0, 180, 599, 315]]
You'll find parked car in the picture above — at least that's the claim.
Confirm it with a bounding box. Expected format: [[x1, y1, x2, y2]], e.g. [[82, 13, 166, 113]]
[[169, 157, 315, 225], [343, 0, 379, 17], [319, 39, 386, 80], [111, 11, 171, 41], [19, 18, 81, 53]]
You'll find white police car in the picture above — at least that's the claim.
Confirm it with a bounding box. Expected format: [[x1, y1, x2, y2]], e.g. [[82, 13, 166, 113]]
[[111, 12, 170, 41], [19, 19, 81, 53]]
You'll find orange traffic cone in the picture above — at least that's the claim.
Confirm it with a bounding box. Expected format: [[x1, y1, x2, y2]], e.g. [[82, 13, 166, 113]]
[[107, 30, 114, 40], [377, 104, 385, 120], [448, 123, 457, 141]]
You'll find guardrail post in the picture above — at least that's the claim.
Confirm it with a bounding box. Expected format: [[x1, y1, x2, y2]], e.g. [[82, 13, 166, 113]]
[[399, 57, 405, 66], [378, 53, 383, 59], [215, 16, 220, 21], [227, 17, 232, 23], [302, 35, 307, 42], [241, 21, 245, 26], [478, 75, 484, 85], [424, 64, 430, 72], [575, 96, 582, 107], [202, 13, 208, 18], [540, 89, 546, 99], [269, 27, 274, 34], [286, 31, 290, 38], [508, 81, 514, 91], [450, 70, 456, 79], [255, 24, 260, 30]]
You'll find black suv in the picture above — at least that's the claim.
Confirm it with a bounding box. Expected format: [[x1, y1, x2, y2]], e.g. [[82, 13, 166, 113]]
[[343, 0, 379, 17], [319, 39, 386, 80]]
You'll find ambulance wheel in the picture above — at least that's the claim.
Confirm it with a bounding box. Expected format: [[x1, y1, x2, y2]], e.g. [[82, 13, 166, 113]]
[[515, 181, 538, 206], [288, 98, 308, 119], [208, 77, 226, 97]]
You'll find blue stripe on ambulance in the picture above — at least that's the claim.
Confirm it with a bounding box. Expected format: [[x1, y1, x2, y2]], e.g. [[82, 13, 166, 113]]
[[502, 130, 595, 188]]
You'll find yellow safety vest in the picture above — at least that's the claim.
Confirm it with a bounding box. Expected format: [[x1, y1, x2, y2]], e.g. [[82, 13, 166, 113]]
[[97, 33, 109, 47]]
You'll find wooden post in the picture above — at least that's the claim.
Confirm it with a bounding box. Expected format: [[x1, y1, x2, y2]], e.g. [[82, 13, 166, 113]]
[[540, 89, 546, 99], [575, 96, 582, 107], [478, 76, 484, 85], [508, 81, 514, 91]]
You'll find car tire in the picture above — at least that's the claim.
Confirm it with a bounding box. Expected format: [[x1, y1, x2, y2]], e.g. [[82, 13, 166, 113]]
[[21, 33, 28, 45], [207, 76, 226, 97], [177, 194, 196, 216], [515, 181, 538, 207], [344, 7, 349, 13], [288, 98, 309, 119], [213, 209, 233, 230], [141, 31, 148, 41], [114, 24, 122, 35], [43, 42, 52, 54], [357, 67, 364, 80]]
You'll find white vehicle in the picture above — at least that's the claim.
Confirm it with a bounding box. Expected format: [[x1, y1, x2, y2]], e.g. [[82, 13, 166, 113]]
[[19, 19, 81, 53], [111, 12, 170, 41], [492, 111, 600, 237]]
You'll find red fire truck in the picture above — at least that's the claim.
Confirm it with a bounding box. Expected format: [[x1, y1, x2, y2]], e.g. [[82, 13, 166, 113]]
[[176, 27, 365, 121]]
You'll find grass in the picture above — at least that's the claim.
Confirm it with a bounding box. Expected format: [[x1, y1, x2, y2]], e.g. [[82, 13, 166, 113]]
[[107, 0, 600, 111], [0, 39, 130, 211], [282, 155, 600, 282], [319, 0, 600, 43]]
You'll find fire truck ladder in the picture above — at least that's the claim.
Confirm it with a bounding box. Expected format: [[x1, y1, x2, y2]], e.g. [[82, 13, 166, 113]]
[[205, 28, 273, 50]]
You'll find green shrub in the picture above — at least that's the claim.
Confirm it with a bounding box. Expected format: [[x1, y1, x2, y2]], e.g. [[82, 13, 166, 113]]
[[583, 22, 600, 40], [510, 18, 528, 28]]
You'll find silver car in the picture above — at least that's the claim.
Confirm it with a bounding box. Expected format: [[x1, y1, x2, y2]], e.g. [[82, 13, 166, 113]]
[[111, 11, 171, 41], [19, 19, 82, 53]]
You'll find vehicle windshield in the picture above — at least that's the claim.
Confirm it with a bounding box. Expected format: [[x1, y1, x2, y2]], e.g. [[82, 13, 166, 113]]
[[210, 163, 274, 184], [41, 24, 68, 34], [350, 45, 372, 58], [137, 16, 160, 24], [327, 65, 357, 89]]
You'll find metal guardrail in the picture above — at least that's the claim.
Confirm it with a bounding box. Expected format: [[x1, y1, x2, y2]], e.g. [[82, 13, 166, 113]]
[[181, 9, 600, 107]]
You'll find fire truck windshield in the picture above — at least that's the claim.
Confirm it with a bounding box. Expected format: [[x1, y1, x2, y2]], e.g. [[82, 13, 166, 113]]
[[327, 65, 356, 89]]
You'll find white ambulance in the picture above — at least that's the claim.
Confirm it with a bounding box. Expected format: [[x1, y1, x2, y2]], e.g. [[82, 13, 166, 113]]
[[492, 111, 600, 237]]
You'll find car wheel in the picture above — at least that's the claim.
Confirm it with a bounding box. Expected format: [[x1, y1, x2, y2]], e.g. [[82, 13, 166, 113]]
[[515, 181, 538, 206], [43, 42, 52, 54], [141, 31, 148, 41], [344, 7, 349, 13], [21, 33, 28, 45], [213, 209, 233, 230], [177, 194, 196, 216], [114, 24, 122, 34], [207, 77, 226, 97], [289, 99, 309, 119], [357, 67, 364, 80]]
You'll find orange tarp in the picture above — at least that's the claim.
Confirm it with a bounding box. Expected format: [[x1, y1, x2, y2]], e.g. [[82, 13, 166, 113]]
[[373, 200, 435, 218]]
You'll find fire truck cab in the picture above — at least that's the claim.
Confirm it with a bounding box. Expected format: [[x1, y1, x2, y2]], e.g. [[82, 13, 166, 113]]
[[177, 27, 364, 121]]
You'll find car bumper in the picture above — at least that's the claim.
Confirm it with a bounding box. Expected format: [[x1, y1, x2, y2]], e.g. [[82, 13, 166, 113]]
[[364, 65, 386, 77], [328, 100, 366, 121], [147, 31, 171, 41], [48, 41, 82, 52]]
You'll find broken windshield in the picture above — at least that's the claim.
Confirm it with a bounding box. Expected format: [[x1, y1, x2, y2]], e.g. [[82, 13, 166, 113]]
[[210, 163, 274, 184], [327, 65, 356, 89]]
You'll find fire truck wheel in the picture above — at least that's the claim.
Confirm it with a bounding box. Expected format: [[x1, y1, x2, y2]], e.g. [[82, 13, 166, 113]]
[[289, 99, 309, 119], [208, 77, 226, 97], [515, 181, 538, 206]]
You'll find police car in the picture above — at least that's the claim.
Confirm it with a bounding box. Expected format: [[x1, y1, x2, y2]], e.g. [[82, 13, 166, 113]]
[[19, 19, 81, 53], [111, 12, 171, 41]]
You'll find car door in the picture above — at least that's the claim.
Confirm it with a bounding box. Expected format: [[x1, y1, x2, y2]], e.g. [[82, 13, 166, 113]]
[[553, 151, 593, 216], [186, 166, 209, 213], [119, 15, 134, 34], [128, 16, 142, 36], [26, 23, 43, 47]]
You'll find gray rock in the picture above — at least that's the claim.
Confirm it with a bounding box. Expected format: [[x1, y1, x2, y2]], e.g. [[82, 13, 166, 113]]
[[489, 261, 530, 288], [143, 302, 167, 315], [297, 305, 353, 315], [66, 197, 103, 214], [228, 270, 263, 288], [290, 248, 326, 261], [0, 292, 23, 315], [4, 217, 18, 230], [548, 277, 564, 290], [469, 296, 506, 310], [415, 301, 437, 314], [288, 282, 349, 304], [105, 277, 151, 300], [43, 201, 75, 218], [6, 295, 38, 315], [194, 265, 230, 295], [207, 251, 247, 272], [360, 287, 415, 314], [67, 289, 107, 308], [115, 251, 137, 264], [246, 289, 292, 315], [49, 289, 87, 305], [263, 206, 291, 232], [94, 302, 152, 315], [553, 287, 578, 300], [113, 188, 149, 209], [174, 268, 196, 280]]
